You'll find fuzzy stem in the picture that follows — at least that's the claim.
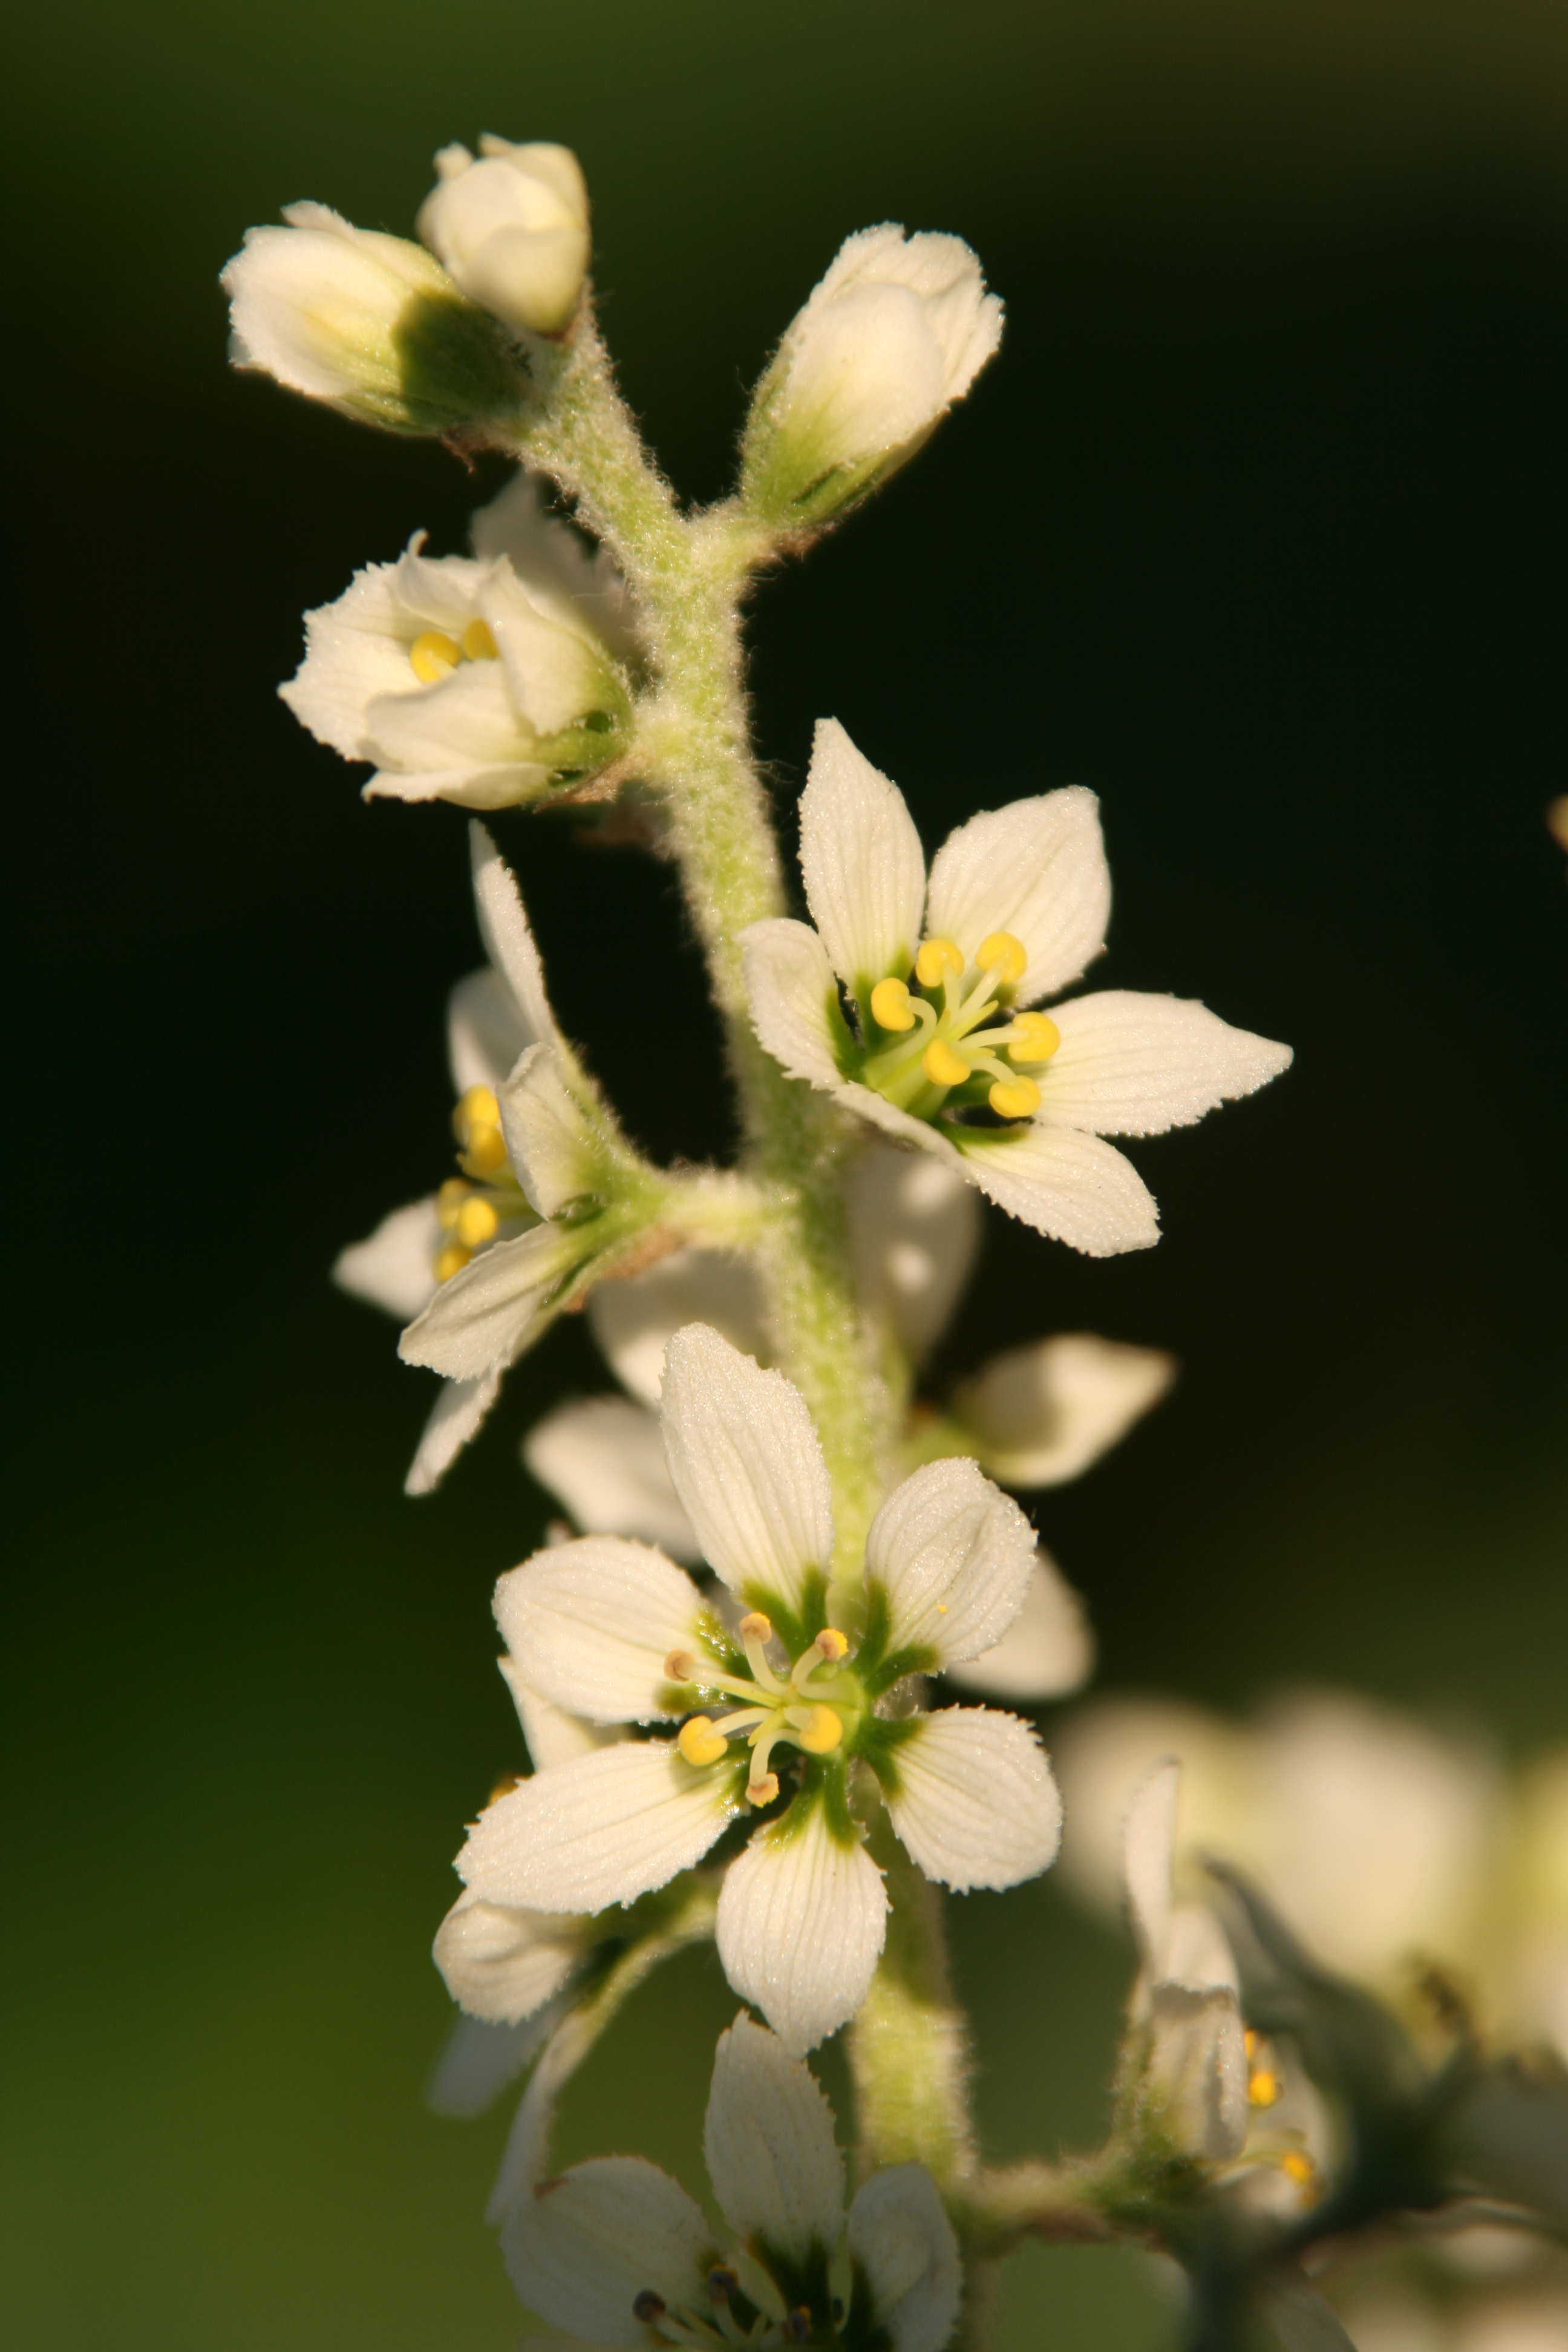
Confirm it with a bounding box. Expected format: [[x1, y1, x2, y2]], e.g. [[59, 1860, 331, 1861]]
[[848, 1812, 977, 2187]]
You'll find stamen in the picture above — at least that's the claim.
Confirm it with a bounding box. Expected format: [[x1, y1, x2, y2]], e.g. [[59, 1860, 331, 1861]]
[[783, 2311, 812, 2342], [737, 1612, 773, 1641], [707, 2269, 739, 2307], [788, 1704, 843, 1755], [915, 937, 964, 987], [869, 977, 916, 1033], [434, 1241, 471, 1282], [454, 1083, 500, 1135], [460, 617, 500, 661], [922, 1039, 970, 1088], [987, 1077, 1040, 1119], [1280, 2149, 1316, 2191], [747, 1771, 780, 1806], [790, 1627, 848, 1688], [678, 1717, 730, 1767], [456, 1195, 499, 1247], [746, 1719, 785, 1805], [633, 2290, 667, 2322], [737, 1613, 787, 1696], [409, 629, 461, 682], [664, 1649, 698, 1681], [436, 1177, 471, 1230], [975, 930, 1028, 984], [1007, 1011, 1060, 1063]]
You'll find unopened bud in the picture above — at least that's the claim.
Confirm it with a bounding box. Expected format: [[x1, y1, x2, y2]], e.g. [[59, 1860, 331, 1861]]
[[417, 139, 590, 337]]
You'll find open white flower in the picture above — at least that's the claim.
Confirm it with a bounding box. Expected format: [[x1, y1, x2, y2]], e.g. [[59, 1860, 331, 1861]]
[[457, 1324, 1062, 2052], [283, 474, 635, 808], [740, 720, 1292, 1256], [743, 226, 1002, 529], [1123, 1761, 1249, 2163], [498, 2010, 960, 2350], [417, 138, 590, 338]]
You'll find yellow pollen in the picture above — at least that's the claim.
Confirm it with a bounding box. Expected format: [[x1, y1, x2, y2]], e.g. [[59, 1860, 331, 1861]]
[[915, 937, 964, 988], [869, 976, 916, 1032], [436, 1177, 471, 1230], [923, 1039, 971, 1089], [737, 1612, 773, 1642], [462, 1122, 507, 1178], [746, 1769, 780, 1806], [678, 1716, 729, 1768], [794, 1705, 843, 1755], [454, 1084, 500, 1136], [1248, 2069, 1281, 2109], [456, 1196, 499, 1247], [434, 1241, 471, 1283], [988, 1077, 1041, 1119], [814, 1628, 849, 1663], [1007, 1012, 1060, 1063], [460, 617, 499, 661], [1280, 2151, 1316, 2190], [409, 629, 461, 684], [664, 1648, 697, 1681], [975, 930, 1027, 984]]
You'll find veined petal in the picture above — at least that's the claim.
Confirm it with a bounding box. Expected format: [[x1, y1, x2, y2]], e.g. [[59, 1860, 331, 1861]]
[[659, 1327, 834, 1613], [1123, 1760, 1180, 1975], [847, 1145, 982, 1361], [494, 1538, 708, 1723], [524, 1396, 699, 1558], [399, 1221, 578, 1380], [405, 1365, 504, 1496], [798, 720, 926, 1004], [740, 917, 849, 1095], [716, 1806, 887, 2054], [471, 474, 639, 669], [924, 788, 1110, 1003], [864, 1458, 1036, 1669], [956, 1125, 1158, 1256], [427, 2001, 564, 2118], [1145, 1982, 1249, 2161], [946, 1555, 1094, 1702], [500, 1043, 598, 1217], [457, 1741, 733, 1914], [883, 1708, 1062, 1892], [500, 1664, 624, 1769], [484, 561, 608, 736], [433, 1890, 586, 2024], [469, 821, 564, 1058], [1162, 1901, 1240, 1996], [364, 658, 532, 776], [1038, 991, 1293, 1135], [704, 2012, 845, 2265], [448, 965, 532, 1094], [364, 757, 555, 810], [847, 2164, 962, 2352], [589, 1248, 769, 1408], [333, 1196, 440, 1321], [954, 1333, 1175, 1489], [501, 2154, 713, 2347]]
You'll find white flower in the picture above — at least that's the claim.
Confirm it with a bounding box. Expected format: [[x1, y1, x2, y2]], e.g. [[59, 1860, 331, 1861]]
[[1123, 1760, 1249, 2163], [221, 202, 515, 434], [283, 474, 634, 808], [743, 226, 1002, 528], [740, 720, 1293, 1257], [947, 1333, 1175, 1490], [498, 2010, 961, 2351], [456, 1324, 1062, 2053], [417, 138, 590, 337]]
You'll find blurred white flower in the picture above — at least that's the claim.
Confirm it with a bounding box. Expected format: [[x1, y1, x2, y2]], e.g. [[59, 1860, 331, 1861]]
[[1123, 1761, 1250, 2162], [417, 138, 590, 336], [947, 1334, 1175, 1489]]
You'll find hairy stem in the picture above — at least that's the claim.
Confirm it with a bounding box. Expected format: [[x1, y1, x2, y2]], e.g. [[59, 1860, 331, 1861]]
[[849, 1814, 977, 2187]]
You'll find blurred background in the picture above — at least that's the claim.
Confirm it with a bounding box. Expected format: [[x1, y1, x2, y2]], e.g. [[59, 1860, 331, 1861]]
[[5, 3, 1566, 2344]]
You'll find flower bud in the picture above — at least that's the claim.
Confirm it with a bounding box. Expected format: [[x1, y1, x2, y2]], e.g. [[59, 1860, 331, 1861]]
[[417, 139, 590, 338], [222, 203, 518, 435], [742, 224, 1002, 530]]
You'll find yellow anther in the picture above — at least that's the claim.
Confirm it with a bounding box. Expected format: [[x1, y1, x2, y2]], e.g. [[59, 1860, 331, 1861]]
[[922, 1039, 971, 1089], [737, 1612, 773, 1643], [409, 629, 461, 684], [436, 1177, 471, 1230], [664, 1649, 697, 1682], [869, 976, 916, 1033], [975, 930, 1027, 984], [814, 1629, 849, 1664], [454, 1084, 500, 1138], [915, 936, 964, 988], [794, 1705, 844, 1756], [988, 1077, 1041, 1120], [434, 1241, 472, 1284], [1248, 2069, 1281, 2109], [461, 1122, 508, 1178], [1280, 2151, 1316, 2190], [746, 1770, 780, 1806], [1007, 1012, 1060, 1064], [460, 616, 499, 661], [456, 1195, 499, 1248], [678, 1716, 730, 1768]]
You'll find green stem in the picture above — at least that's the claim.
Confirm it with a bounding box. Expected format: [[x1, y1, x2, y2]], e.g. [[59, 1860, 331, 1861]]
[[848, 1813, 976, 2187]]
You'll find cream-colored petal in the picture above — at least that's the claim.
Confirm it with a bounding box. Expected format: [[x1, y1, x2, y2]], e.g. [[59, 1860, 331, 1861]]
[[363, 660, 533, 782], [398, 1221, 578, 1380], [468, 821, 564, 1058], [493, 1538, 707, 1723], [798, 720, 926, 1004], [501, 2154, 713, 2347], [716, 1807, 887, 2054], [362, 757, 556, 810], [1122, 1760, 1181, 1976], [1145, 1981, 1249, 2161], [426, 2002, 564, 2119], [847, 2164, 961, 2352], [883, 1708, 1062, 1893], [524, 1396, 699, 1558], [846, 1145, 982, 1361], [864, 1459, 1036, 1670], [1051, 1698, 1261, 1920], [471, 474, 638, 668], [483, 563, 607, 736], [433, 1890, 586, 2025], [405, 1366, 505, 1496], [953, 1333, 1174, 1489], [1161, 1901, 1240, 1996], [500, 1665, 624, 1770], [659, 1326, 834, 1614], [1036, 991, 1292, 1136], [945, 1555, 1094, 1702], [499, 1044, 597, 1217], [924, 789, 1110, 1002], [447, 965, 533, 1093], [956, 1125, 1159, 1256], [704, 2012, 844, 2264], [457, 1741, 733, 1914], [740, 917, 849, 1094], [333, 1197, 440, 1322], [589, 1248, 769, 1409]]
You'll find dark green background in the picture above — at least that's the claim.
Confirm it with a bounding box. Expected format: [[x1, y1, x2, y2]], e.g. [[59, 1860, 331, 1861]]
[[5, 4, 1566, 2344]]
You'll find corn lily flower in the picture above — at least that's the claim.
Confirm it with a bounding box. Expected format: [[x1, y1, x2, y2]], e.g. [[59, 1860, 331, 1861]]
[[417, 138, 590, 338], [1123, 1760, 1249, 2163], [740, 721, 1291, 1255]]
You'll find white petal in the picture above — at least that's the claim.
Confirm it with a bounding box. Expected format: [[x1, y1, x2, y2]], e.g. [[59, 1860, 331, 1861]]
[[847, 2164, 961, 2352], [659, 1327, 834, 1615], [448, 965, 533, 1094], [433, 1890, 585, 2024], [740, 917, 849, 1094], [716, 1807, 887, 2054], [924, 789, 1110, 1002], [946, 1556, 1095, 1701], [846, 1145, 982, 1361], [457, 1741, 732, 1914], [501, 1665, 623, 1769], [398, 1221, 577, 1380], [1122, 1760, 1180, 1975], [333, 1197, 440, 1321], [501, 2155, 713, 2346], [494, 1538, 708, 1723], [1037, 991, 1293, 1136], [363, 658, 534, 777], [1161, 1901, 1240, 1996], [426, 2002, 563, 2118], [1253, 2278, 1359, 2352], [483, 561, 608, 735], [524, 1396, 699, 1558], [469, 820, 564, 1058], [364, 756, 554, 810], [589, 1248, 769, 1408], [956, 1125, 1159, 1256], [797, 720, 926, 1003], [404, 1366, 504, 1495], [471, 474, 639, 668], [883, 1708, 1062, 1892], [500, 1044, 598, 1217], [1145, 1982, 1249, 2161], [864, 1459, 1037, 1670], [704, 2013, 844, 2264], [953, 1333, 1174, 1489]]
